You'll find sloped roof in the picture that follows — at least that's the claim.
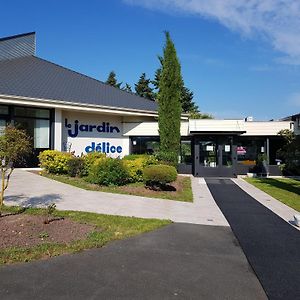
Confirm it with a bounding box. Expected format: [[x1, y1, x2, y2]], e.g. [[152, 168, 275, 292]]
[[0, 55, 158, 112]]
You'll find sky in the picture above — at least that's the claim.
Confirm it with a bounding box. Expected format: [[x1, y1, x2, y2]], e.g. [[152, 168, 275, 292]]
[[1, 0, 300, 120]]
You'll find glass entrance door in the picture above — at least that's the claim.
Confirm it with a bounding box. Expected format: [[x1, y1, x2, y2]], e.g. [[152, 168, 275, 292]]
[[194, 136, 237, 177]]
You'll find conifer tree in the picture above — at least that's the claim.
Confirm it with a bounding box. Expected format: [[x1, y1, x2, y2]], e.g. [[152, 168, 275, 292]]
[[135, 73, 155, 101], [181, 86, 199, 113], [122, 83, 133, 93], [157, 32, 182, 166], [105, 71, 122, 88]]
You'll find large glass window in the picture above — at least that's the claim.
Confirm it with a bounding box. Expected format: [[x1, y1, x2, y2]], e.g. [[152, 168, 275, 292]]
[[0, 119, 6, 135], [236, 138, 265, 165], [179, 139, 192, 164], [130, 137, 160, 154]]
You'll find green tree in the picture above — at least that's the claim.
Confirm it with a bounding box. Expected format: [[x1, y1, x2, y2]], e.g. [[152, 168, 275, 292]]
[[153, 57, 201, 114], [0, 126, 31, 215], [181, 86, 199, 113], [122, 83, 133, 93], [105, 71, 122, 88], [189, 111, 214, 119], [157, 32, 182, 166], [277, 129, 300, 175], [135, 73, 155, 101]]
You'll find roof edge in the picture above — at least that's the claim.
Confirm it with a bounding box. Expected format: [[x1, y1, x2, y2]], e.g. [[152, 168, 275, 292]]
[[0, 32, 35, 42], [0, 93, 159, 116]]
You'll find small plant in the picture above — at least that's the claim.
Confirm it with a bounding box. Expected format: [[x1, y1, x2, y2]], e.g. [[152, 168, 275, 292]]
[[39, 232, 49, 239], [143, 164, 177, 190], [44, 203, 57, 224], [0, 126, 32, 216]]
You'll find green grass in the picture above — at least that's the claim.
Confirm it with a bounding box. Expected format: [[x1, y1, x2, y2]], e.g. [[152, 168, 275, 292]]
[[245, 177, 300, 212], [42, 173, 193, 202], [0, 206, 170, 265]]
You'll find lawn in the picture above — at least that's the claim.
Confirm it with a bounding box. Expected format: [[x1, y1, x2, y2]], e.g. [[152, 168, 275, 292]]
[[41, 173, 193, 202], [0, 206, 170, 265], [245, 177, 300, 212]]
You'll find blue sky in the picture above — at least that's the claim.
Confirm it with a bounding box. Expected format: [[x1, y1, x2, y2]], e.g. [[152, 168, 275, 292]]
[[1, 0, 300, 120]]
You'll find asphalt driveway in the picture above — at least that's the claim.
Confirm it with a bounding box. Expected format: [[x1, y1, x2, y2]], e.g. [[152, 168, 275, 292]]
[[0, 223, 266, 300], [206, 178, 300, 300]]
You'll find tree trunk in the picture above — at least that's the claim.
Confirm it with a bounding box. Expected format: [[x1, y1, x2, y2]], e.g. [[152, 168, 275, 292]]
[[0, 169, 5, 215]]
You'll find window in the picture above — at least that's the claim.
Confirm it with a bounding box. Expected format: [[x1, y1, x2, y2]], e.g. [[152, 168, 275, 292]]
[[236, 138, 265, 165], [179, 139, 192, 164], [14, 107, 50, 118], [130, 137, 160, 154], [0, 105, 9, 115]]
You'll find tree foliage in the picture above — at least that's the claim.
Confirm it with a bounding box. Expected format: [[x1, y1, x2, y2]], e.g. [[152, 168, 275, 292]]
[[158, 32, 182, 166], [105, 71, 122, 88], [122, 83, 133, 93], [0, 126, 32, 214], [135, 73, 155, 101], [153, 56, 204, 116], [277, 129, 300, 175]]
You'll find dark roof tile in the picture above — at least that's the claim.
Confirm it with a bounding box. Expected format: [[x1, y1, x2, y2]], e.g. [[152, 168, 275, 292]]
[[0, 55, 158, 112]]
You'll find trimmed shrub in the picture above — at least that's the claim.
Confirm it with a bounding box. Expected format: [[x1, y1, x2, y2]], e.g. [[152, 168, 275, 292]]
[[86, 157, 129, 186], [122, 155, 158, 182], [39, 150, 73, 174], [81, 152, 107, 177], [67, 157, 84, 177], [143, 164, 177, 187], [155, 151, 178, 167]]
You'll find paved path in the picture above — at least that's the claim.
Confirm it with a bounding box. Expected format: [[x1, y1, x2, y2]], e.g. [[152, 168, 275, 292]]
[[206, 178, 300, 300], [233, 177, 300, 230], [0, 223, 266, 300], [5, 170, 228, 226]]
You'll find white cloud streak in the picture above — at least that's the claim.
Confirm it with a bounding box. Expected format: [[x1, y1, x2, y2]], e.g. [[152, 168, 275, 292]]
[[124, 0, 300, 65]]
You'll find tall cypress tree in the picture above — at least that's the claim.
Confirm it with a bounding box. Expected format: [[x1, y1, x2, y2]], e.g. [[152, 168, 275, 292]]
[[135, 73, 155, 101], [158, 32, 182, 165], [105, 71, 122, 88]]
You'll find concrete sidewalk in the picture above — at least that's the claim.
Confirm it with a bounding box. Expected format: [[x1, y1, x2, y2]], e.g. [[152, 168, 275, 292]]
[[233, 178, 300, 230], [5, 170, 229, 226]]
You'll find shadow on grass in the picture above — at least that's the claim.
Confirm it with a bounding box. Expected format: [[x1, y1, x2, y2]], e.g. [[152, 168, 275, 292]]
[[255, 178, 300, 196]]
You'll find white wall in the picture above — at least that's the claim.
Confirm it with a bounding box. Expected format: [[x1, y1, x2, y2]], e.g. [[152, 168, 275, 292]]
[[62, 111, 129, 157], [54, 109, 62, 151], [123, 121, 189, 136]]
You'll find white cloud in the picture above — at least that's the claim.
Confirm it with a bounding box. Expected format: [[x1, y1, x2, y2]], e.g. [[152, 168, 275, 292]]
[[289, 92, 300, 107], [124, 0, 300, 65]]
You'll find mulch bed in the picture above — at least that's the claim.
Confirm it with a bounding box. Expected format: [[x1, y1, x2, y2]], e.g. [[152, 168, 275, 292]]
[[0, 214, 95, 249]]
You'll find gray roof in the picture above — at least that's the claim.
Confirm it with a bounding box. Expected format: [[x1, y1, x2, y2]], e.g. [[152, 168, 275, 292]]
[[0, 32, 35, 61], [0, 55, 158, 112]]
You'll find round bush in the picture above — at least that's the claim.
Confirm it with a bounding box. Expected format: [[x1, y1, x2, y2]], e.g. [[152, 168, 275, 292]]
[[143, 164, 177, 186], [86, 157, 129, 186], [122, 155, 158, 183]]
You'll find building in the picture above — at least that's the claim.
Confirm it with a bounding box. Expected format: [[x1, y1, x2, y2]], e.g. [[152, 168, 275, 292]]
[[0, 32, 295, 177]]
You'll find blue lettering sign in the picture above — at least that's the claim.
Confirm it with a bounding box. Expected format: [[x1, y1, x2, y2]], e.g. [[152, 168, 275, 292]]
[[65, 119, 120, 138], [85, 142, 122, 154]]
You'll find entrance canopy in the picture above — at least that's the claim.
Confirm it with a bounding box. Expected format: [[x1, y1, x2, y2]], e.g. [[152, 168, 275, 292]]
[[189, 119, 246, 135]]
